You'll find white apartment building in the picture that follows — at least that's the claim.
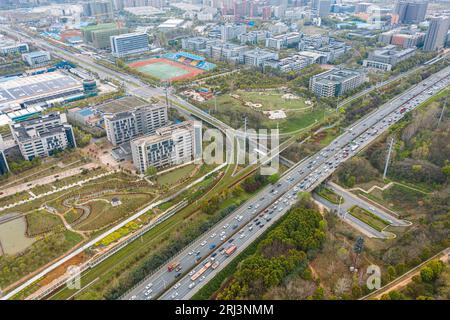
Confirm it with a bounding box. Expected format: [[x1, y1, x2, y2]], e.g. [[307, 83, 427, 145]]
[[220, 24, 247, 41], [131, 121, 202, 173]]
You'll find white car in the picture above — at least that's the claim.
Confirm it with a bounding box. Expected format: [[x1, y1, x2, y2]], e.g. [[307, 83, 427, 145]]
[[239, 233, 246, 239], [201, 240, 207, 246], [189, 282, 196, 289], [199, 276, 206, 282], [210, 233, 216, 238], [223, 224, 229, 229]]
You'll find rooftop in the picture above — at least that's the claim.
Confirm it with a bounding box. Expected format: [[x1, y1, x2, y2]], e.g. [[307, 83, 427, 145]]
[[97, 96, 149, 114]]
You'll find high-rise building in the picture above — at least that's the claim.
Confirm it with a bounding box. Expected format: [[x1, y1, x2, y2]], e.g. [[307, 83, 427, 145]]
[[317, 0, 332, 17], [110, 32, 149, 57], [423, 16, 450, 51], [82, 23, 128, 49], [11, 113, 76, 161], [83, 0, 114, 20], [100, 97, 168, 146], [394, 1, 428, 24], [220, 24, 247, 41], [130, 121, 203, 173]]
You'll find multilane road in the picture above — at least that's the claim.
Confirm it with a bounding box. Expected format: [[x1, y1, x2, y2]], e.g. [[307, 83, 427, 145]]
[[123, 66, 450, 301]]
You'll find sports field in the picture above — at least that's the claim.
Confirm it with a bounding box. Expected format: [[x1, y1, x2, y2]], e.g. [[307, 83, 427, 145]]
[[128, 58, 203, 81]]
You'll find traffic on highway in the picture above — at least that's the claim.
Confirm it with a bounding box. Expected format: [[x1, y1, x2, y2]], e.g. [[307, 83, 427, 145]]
[[124, 66, 450, 301]]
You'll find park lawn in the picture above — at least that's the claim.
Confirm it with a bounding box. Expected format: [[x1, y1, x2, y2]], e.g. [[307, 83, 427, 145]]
[[348, 205, 390, 232], [75, 193, 154, 232], [317, 187, 342, 205], [25, 210, 64, 237], [64, 208, 85, 225], [156, 163, 197, 186], [202, 93, 328, 134], [234, 91, 309, 111]]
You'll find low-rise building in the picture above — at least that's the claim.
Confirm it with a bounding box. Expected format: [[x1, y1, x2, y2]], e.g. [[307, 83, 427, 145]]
[[181, 37, 217, 54], [131, 121, 202, 173], [243, 49, 279, 68], [309, 68, 366, 97], [0, 36, 29, 56], [238, 30, 271, 45], [363, 45, 417, 71], [206, 41, 248, 64], [22, 51, 51, 67], [263, 54, 312, 73], [11, 112, 76, 161], [265, 32, 302, 50]]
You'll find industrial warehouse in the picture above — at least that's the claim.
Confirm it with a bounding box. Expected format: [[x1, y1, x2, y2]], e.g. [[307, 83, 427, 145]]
[[0, 71, 84, 113]]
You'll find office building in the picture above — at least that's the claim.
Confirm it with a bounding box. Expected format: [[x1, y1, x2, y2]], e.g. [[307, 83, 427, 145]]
[[394, 1, 428, 24], [363, 45, 417, 71], [131, 121, 202, 173], [206, 41, 248, 64], [265, 32, 302, 50], [181, 37, 217, 53], [99, 96, 168, 146], [238, 31, 271, 45], [83, 0, 114, 20], [423, 16, 449, 51], [220, 24, 247, 41], [263, 54, 312, 73], [0, 36, 29, 56], [309, 68, 366, 97], [22, 51, 51, 67], [110, 32, 149, 57], [0, 149, 8, 175], [317, 0, 332, 17], [11, 113, 76, 161], [378, 28, 425, 48], [82, 23, 128, 49], [243, 49, 278, 68]]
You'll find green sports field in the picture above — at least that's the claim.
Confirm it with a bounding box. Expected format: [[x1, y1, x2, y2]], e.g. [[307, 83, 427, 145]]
[[136, 62, 190, 80]]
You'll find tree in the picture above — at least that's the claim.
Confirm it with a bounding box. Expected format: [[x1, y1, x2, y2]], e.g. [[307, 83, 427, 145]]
[[268, 173, 280, 184], [145, 166, 157, 178], [420, 266, 434, 283], [353, 236, 364, 266]]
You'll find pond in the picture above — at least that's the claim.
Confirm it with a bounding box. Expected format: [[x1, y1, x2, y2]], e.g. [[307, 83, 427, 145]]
[[0, 217, 36, 256]]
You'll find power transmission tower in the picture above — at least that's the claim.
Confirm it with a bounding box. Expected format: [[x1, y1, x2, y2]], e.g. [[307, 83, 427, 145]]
[[383, 138, 394, 180]]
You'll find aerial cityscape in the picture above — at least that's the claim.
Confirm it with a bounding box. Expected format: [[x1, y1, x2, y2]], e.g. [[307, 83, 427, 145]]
[[0, 0, 448, 308]]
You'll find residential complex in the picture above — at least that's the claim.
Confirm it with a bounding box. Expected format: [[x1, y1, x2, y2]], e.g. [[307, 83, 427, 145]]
[[130, 121, 202, 173], [11, 112, 76, 161], [363, 45, 417, 71], [110, 32, 149, 57], [309, 68, 366, 97]]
